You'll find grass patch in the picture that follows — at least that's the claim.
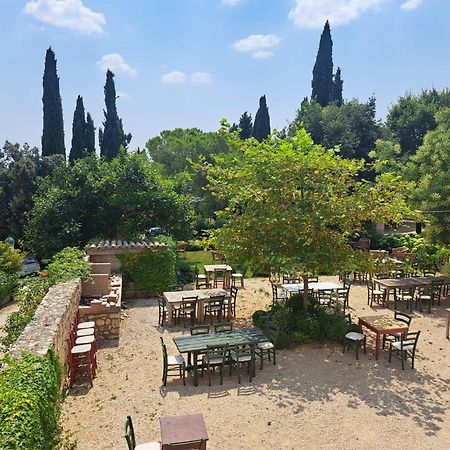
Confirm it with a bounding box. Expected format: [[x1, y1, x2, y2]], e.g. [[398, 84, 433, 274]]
[[183, 251, 212, 274]]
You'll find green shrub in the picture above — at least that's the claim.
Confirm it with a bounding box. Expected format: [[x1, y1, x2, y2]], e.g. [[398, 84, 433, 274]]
[[175, 259, 197, 285], [0, 242, 23, 274], [45, 247, 91, 284], [118, 246, 177, 294], [0, 271, 18, 306], [0, 350, 62, 450]]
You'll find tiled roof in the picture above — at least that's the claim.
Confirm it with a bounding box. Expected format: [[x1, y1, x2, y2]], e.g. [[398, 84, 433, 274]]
[[86, 240, 166, 254]]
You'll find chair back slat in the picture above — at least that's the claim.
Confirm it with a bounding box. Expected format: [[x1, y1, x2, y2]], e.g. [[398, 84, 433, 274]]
[[190, 325, 210, 335], [214, 322, 233, 333]]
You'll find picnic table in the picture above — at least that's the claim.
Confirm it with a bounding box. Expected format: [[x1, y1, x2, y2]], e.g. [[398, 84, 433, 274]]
[[163, 288, 228, 326], [203, 264, 233, 288], [358, 315, 409, 360], [173, 329, 267, 386], [281, 281, 342, 294], [160, 414, 208, 449]]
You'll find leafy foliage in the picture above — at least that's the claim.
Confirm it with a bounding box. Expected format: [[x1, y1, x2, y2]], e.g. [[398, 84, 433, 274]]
[[118, 245, 177, 294], [0, 350, 62, 450], [207, 128, 410, 305], [238, 111, 253, 140], [252, 95, 271, 142], [0, 272, 18, 306], [25, 152, 193, 259], [41, 47, 65, 158], [45, 247, 91, 285], [69, 95, 86, 162], [0, 242, 23, 274]]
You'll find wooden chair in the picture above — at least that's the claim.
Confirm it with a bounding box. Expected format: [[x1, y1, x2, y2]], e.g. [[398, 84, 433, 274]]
[[67, 328, 97, 388], [195, 274, 210, 289], [213, 268, 226, 288], [382, 311, 412, 349], [415, 285, 434, 313], [229, 343, 255, 384], [204, 295, 224, 324], [179, 296, 198, 327], [158, 296, 178, 326], [367, 279, 384, 307], [232, 268, 244, 287], [160, 337, 185, 386], [223, 286, 237, 319], [394, 287, 415, 312], [201, 344, 229, 386], [389, 331, 421, 370], [190, 324, 210, 335], [343, 314, 366, 360], [255, 323, 277, 370], [271, 283, 288, 305], [124, 415, 161, 450], [211, 250, 225, 262]]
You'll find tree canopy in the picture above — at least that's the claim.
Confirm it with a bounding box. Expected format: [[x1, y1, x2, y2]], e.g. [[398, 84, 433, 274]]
[[238, 112, 253, 140], [41, 48, 65, 158], [69, 96, 86, 162], [206, 128, 410, 303], [252, 95, 271, 142]]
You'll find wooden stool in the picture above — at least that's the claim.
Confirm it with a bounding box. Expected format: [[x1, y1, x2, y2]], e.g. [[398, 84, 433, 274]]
[[67, 340, 96, 388]]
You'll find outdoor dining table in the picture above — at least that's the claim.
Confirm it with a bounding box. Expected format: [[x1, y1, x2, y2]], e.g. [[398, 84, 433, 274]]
[[358, 315, 409, 360], [203, 264, 233, 288], [160, 413, 208, 449], [281, 281, 342, 294], [163, 288, 228, 326], [173, 328, 268, 386]]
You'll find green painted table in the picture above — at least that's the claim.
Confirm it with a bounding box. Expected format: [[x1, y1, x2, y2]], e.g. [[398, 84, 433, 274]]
[[173, 329, 267, 386]]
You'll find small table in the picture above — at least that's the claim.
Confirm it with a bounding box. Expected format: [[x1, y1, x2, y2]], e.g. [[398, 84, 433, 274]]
[[446, 309, 450, 339], [358, 315, 409, 360], [160, 414, 208, 449], [281, 281, 341, 294], [173, 329, 267, 386], [203, 264, 233, 289], [163, 288, 228, 326]]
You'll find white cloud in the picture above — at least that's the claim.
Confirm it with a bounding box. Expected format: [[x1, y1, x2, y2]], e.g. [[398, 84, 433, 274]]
[[162, 71, 187, 85], [96, 53, 137, 76], [24, 0, 105, 35], [288, 0, 386, 29], [222, 0, 245, 5], [116, 91, 129, 99], [232, 34, 281, 58], [191, 72, 213, 84], [400, 0, 423, 10]]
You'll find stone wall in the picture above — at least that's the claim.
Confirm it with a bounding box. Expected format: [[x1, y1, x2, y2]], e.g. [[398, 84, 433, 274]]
[[79, 306, 121, 340], [10, 279, 80, 375]]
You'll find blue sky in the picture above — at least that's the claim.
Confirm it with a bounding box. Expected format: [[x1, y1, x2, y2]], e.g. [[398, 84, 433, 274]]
[[1, 0, 450, 152]]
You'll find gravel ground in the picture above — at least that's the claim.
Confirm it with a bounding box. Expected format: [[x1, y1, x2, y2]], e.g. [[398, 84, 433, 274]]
[[61, 276, 450, 450]]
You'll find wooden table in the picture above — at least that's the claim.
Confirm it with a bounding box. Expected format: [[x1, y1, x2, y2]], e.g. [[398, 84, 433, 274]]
[[281, 281, 341, 294], [174, 329, 267, 386], [160, 414, 208, 449], [358, 315, 409, 360], [446, 309, 450, 339], [163, 288, 228, 326], [203, 264, 233, 288]]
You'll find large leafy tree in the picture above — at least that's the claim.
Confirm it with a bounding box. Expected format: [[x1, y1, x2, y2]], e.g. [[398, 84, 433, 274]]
[[0, 142, 63, 240], [407, 109, 450, 244], [289, 97, 380, 162], [207, 129, 410, 306], [238, 112, 253, 140], [69, 96, 86, 162], [312, 21, 333, 107], [252, 95, 271, 142], [41, 48, 65, 157], [25, 153, 194, 258], [386, 88, 450, 156], [99, 70, 131, 160]]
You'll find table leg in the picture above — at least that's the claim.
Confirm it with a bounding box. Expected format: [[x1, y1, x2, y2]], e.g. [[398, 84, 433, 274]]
[[167, 303, 174, 326], [225, 271, 231, 289], [193, 352, 199, 386], [375, 333, 381, 360], [198, 300, 204, 323]]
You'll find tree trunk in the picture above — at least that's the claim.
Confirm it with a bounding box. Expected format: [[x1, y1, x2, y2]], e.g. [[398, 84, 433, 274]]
[[303, 275, 309, 311]]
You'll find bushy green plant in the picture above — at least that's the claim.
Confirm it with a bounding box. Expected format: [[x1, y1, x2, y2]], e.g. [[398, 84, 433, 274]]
[[175, 259, 197, 285], [45, 246, 91, 284], [0, 271, 18, 306], [0, 350, 62, 450], [0, 242, 23, 274], [118, 246, 177, 295]]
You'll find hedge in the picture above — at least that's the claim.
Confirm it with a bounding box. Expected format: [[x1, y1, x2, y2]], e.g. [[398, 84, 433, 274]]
[[0, 350, 62, 450]]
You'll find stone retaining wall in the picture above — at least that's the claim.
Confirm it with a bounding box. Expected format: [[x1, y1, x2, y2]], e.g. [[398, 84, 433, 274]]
[[10, 279, 80, 375]]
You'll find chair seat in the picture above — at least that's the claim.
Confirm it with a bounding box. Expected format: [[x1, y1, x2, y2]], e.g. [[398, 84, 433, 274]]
[[78, 321, 95, 329], [205, 305, 222, 312], [180, 307, 196, 314], [345, 332, 365, 341], [75, 335, 95, 345], [398, 295, 413, 300], [373, 290, 384, 296], [76, 328, 94, 337], [417, 295, 431, 300], [71, 343, 92, 354], [232, 273, 243, 277], [257, 341, 274, 350], [135, 442, 161, 450], [167, 354, 185, 365], [197, 274, 207, 280], [230, 352, 252, 362], [392, 341, 414, 351]]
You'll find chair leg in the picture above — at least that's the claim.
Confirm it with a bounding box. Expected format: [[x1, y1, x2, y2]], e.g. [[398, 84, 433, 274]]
[[401, 350, 405, 370], [355, 342, 359, 360]]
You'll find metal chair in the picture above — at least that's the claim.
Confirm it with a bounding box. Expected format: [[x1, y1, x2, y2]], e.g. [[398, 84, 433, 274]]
[[255, 323, 277, 370], [201, 344, 229, 386], [389, 331, 421, 370], [343, 314, 366, 360], [160, 337, 185, 386], [229, 343, 255, 384], [124, 415, 161, 450], [271, 283, 288, 305]]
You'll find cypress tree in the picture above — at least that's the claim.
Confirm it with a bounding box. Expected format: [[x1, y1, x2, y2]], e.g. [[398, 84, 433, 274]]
[[238, 112, 253, 140], [229, 123, 238, 133], [252, 96, 271, 142], [311, 21, 334, 107], [84, 113, 96, 154], [41, 47, 65, 157], [69, 96, 86, 162], [332, 67, 343, 106], [100, 70, 131, 160]]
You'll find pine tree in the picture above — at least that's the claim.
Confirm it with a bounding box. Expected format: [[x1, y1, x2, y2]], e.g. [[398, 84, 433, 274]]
[[69, 96, 86, 162], [238, 112, 253, 140], [100, 70, 131, 160], [311, 21, 334, 107], [229, 123, 238, 133], [252, 96, 271, 142], [84, 113, 96, 154], [41, 47, 65, 157], [332, 67, 343, 106]]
